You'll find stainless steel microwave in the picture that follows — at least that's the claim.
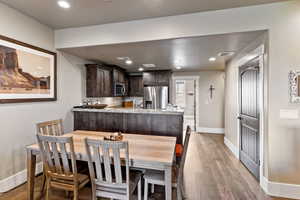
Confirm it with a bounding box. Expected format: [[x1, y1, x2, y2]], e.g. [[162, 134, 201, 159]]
[[114, 82, 126, 96]]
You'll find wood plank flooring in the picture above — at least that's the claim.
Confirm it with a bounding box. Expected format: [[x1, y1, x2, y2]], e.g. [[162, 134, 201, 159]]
[[0, 133, 292, 200]]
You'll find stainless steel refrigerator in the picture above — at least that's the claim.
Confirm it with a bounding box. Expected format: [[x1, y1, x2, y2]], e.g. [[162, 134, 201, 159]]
[[144, 86, 168, 109]]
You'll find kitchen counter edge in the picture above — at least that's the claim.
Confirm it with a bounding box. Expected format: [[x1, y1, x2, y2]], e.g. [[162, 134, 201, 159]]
[[72, 108, 184, 115]]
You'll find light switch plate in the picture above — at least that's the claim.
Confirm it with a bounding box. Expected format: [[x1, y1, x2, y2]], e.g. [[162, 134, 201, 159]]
[[280, 109, 299, 119]]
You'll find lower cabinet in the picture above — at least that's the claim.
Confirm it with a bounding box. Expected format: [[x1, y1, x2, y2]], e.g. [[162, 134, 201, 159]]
[[74, 111, 183, 144]]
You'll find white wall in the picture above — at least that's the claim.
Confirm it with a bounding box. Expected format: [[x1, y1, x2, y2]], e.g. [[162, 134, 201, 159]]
[[55, 0, 300, 187], [0, 3, 85, 181], [172, 71, 225, 130]]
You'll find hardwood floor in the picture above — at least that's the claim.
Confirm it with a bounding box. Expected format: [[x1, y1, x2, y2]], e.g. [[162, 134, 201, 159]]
[[0, 133, 292, 200]]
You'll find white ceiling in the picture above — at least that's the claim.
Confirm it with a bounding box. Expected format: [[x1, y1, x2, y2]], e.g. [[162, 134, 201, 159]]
[[61, 31, 266, 72], [0, 0, 286, 29]]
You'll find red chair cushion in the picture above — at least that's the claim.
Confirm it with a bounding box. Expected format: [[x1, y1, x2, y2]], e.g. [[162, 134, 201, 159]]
[[176, 144, 183, 157]]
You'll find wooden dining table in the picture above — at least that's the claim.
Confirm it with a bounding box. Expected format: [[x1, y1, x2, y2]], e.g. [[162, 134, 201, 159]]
[[26, 130, 176, 200]]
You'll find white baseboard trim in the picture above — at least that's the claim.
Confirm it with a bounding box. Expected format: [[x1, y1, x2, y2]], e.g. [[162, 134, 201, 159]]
[[224, 137, 239, 159], [261, 176, 300, 199], [197, 127, 224, 134], [0, 162, 43, 193]]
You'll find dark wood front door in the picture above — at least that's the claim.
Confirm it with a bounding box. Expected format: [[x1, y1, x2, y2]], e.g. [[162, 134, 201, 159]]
[[239, 57, 260, 180]]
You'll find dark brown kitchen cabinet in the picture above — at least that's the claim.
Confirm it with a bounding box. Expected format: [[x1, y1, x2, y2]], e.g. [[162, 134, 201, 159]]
[[128, 75, 143, 97], [156, 70, 171, 85], [143, 70, 171, 86], [86, 64, 113, 97], [143, 72, 156, 86], [113, 67, 126, 83]]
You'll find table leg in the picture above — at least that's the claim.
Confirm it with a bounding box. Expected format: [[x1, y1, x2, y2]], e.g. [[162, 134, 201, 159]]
[[27, 149, 36, 200], [165, 166, 172, 200]]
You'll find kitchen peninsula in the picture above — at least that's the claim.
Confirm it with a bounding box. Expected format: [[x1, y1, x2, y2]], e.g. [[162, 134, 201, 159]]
[[72, 108, 184, 144]]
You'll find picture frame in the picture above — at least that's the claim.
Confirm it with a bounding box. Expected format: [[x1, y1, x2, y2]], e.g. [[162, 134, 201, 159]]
[[0, 35, 57, 103], [289, 70, 300, 103]]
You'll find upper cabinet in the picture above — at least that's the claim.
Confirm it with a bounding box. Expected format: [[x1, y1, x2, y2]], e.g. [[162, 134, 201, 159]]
[[143, 70, 171, 86], [86, 65, 171, 98], [143, 72, 156, 86], [86, 64, 128, 97], [86, 64, 113, 97], [128, 75, 144, 97], [113, 67, 126, 83]]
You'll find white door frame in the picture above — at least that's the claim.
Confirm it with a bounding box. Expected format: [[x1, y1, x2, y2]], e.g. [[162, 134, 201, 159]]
[[236, 45, 265, 185], [172, 75, 200, 131]]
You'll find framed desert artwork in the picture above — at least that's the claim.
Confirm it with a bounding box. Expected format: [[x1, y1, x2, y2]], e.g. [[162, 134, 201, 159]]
[[0, 35, 56, 103]]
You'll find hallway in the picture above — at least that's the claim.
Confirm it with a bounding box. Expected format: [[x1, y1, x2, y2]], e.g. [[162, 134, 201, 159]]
[[184, 133, 290, 200]]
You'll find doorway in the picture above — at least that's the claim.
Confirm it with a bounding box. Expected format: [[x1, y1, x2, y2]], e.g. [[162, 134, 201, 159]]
[[238, 57, 260, 180], [173, 77, 199, 132]]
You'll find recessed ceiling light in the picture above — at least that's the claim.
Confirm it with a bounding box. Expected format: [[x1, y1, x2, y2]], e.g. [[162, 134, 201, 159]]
[[209, 57, 216, 62], [125, 59, 133, 65], [57, 0, 70, 9], [138, 67, 144, 71], [176, 66, 182, 70]]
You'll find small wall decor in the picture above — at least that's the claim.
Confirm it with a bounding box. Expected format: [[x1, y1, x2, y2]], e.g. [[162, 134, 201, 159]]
[[0, 35, 56, 103], [209, 84, 215, 99], [289, 70, 300, 103]]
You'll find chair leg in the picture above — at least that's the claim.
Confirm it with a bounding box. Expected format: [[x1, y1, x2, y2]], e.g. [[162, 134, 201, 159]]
[[144, 180, 148, 200], [151, 184, 154, 194], [138, 178, 142, 200], [45, 179, 50, 200], [73, 189, 78, 200], [40, 173, 46, 195], [181, 185, 188, 199]]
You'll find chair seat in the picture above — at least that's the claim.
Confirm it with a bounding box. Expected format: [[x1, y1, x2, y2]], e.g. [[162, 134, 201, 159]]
[[95, 169, 143, 194], [143, 167, 177, 186], [51, 173, 89, 185]]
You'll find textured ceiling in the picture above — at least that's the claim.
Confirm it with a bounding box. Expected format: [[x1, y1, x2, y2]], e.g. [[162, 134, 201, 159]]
[[61, 31, 266, 72], [0, 0, 287, 29]]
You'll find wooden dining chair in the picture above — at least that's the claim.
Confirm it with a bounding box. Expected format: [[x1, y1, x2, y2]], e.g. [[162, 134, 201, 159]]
[[36, 134, 89, 200], [84, 138, 142, 200], [143, 126, 192, 200], [36, 119, 64, 194], [36, 119, 64, 136]]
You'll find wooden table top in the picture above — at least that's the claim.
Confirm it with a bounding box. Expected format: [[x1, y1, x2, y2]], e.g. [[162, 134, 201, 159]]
[[27, 130, 176, 167]]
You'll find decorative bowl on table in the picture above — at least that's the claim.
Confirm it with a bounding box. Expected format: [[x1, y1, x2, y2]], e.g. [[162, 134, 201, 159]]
[[104, 132, 124, 141]]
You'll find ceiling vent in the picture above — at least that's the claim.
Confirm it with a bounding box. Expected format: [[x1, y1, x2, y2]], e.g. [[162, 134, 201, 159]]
[[117, 57, 130, 60], [218, 51, 235, 57], [142, 64, 156, 68]]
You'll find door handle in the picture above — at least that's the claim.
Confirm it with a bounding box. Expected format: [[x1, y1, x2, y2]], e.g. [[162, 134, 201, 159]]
[[237, 116, 242, 120]]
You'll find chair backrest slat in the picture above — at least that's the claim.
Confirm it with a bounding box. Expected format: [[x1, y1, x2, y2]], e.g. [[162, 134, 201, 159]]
[[43, 140, 54, 169], [59, 142, 71, 174], [37, 119, 64, 136], [102, 145, 113, 183], [84, 138, 130, 199], [177, 125, 192, 200], [112, 147, 122, 183], [37, 134, 77, 180], [50, 142, 63, 174], [93, 146, 103, 181]]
